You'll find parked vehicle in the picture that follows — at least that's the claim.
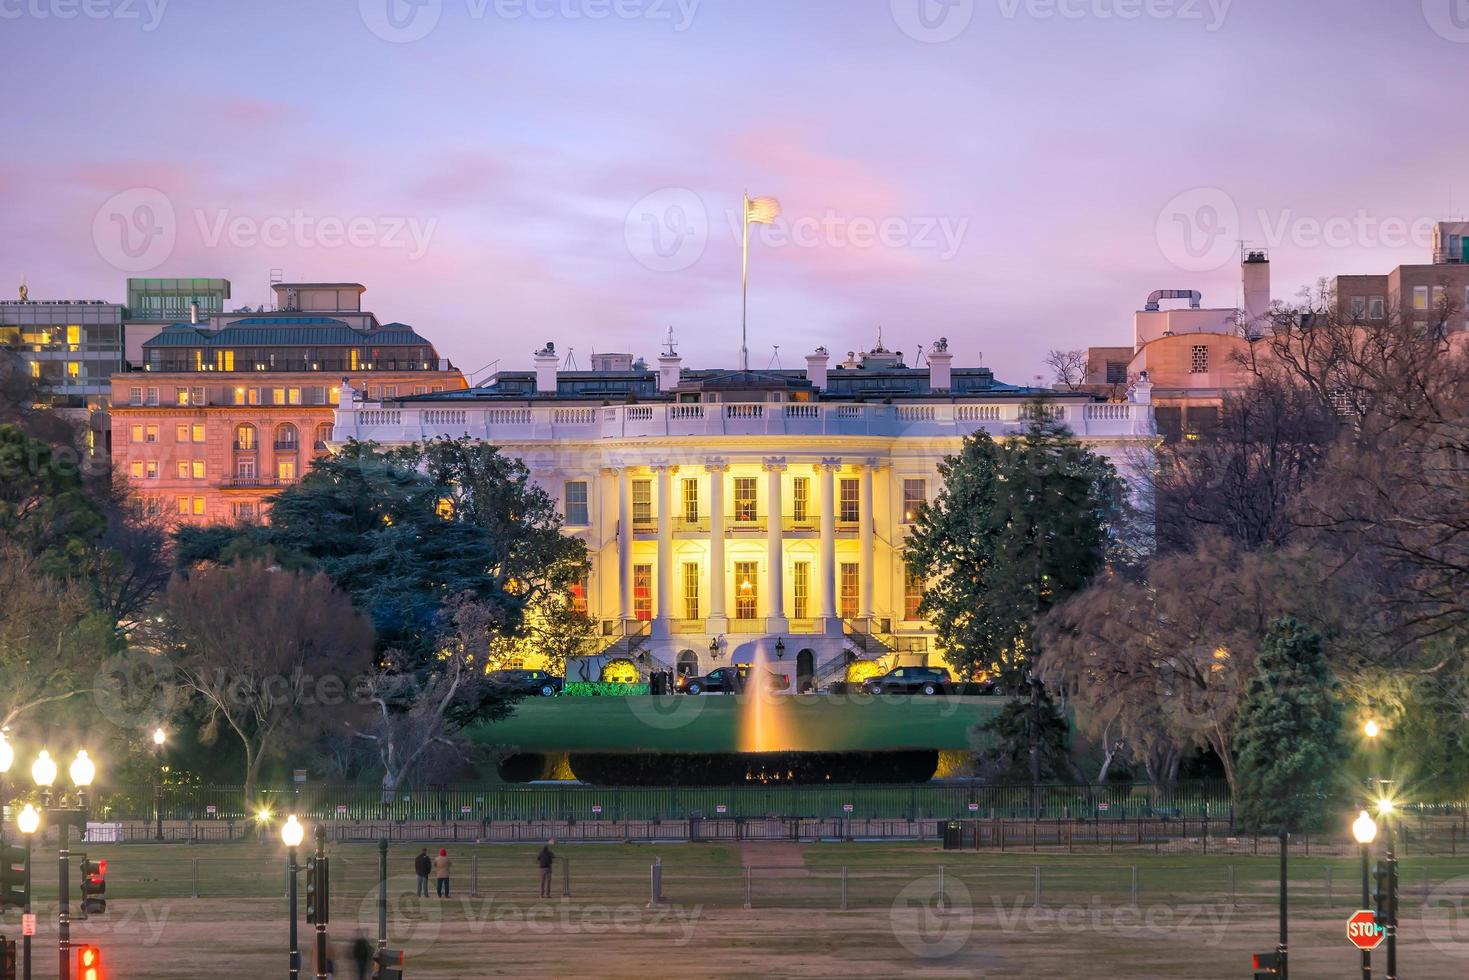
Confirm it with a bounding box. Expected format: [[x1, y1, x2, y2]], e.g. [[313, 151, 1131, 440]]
[[487, 669, 563, 697], [862, 666, 952, 696], [677, 664, 790, 695]]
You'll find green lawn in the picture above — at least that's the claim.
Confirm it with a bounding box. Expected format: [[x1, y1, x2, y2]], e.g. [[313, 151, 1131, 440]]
[[471, 693, 1007, 754]]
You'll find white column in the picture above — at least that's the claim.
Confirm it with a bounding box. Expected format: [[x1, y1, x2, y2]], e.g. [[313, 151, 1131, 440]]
[[817, 459, 838, 633], [706, 460, 728, 632], [616, 467, 633, 623], [654, 464, 674, 638], [765, 458, 787, 632], [859, 459, 875, 621]]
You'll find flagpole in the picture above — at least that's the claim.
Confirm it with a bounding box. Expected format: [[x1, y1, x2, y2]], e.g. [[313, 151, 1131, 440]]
[[740, 190, 750, 372]]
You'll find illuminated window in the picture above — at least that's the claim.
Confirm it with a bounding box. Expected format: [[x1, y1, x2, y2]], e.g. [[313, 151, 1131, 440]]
[[174, 424, 188, 443], [272, 388, 286, 406], [633, 564, 653, 621], [191, 460, 205, 479], [904, 567, 925, 620], [234, 424, 256, 450], [177, 461, 190, 480], [733, 477, 758, 523], [248, 387, 260, 405], [215, 350, 234, 371], [66, 362, 79, 380], [792, 561, 810, 619], [734, 561, 759, 619], [681, 478, 699, 523], [192, 424, 206, 442], [145, 425, 158, 443], [564, 481, 589, 525], [569, 573, 588, 616], [839, 562, 860, 619], [192, 497, 205, 516], [682, 561, 700, 620], [66, 325, 80, 350], [176, 497, 188, 515], [130, 461, 143, 479], [839, 478, 859, 523], [1414, 286, 1429, 310], [130, 425, 143, 444], [288, 387, 301, 405], [902, 479, 926, 524], [277, 460, 296, 481], [632, 479, 653, 525], [791, 477, 810, 523], [146, 461, 157, 479]]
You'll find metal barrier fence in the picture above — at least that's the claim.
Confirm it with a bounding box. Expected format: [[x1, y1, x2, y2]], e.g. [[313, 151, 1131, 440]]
[[80, 780, 1241, 823]]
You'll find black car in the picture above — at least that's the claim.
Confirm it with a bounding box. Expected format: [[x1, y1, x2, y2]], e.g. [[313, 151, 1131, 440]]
[[862, 666, 951, 696], [677, 664, 789, 695], [487, 669, 563, 697]]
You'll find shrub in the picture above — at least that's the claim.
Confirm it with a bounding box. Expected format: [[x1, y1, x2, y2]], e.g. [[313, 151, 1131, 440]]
[[563, 681, 650, 697]]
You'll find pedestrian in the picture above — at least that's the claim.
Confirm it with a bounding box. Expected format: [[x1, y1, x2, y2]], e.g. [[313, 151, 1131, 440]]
[[433, 847, 452, 898], [537, 838, 556, 898], [324, 937, 336, 979], [414, 847, 431, 897], [350, 933, 373, 980]]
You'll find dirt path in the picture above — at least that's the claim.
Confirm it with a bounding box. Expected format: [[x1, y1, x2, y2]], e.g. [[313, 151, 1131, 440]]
[[739, 842, 808, 869]]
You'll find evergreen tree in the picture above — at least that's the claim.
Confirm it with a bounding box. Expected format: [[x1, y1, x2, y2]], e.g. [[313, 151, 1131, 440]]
[[1233, 617, 1346, 834]]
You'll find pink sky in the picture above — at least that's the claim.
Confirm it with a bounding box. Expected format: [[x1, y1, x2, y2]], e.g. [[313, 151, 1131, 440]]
[[3, 0, 1467, 382]]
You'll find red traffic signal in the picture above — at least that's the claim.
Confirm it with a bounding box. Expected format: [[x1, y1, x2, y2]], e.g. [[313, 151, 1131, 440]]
[[76, 943, 104, 980], [79, 856, 107, 915]]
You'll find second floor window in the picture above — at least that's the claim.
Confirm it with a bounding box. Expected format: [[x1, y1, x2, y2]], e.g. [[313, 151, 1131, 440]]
[[564, 481, 589, 525], [682, 478, 699, 522], [902, 479, 926, 524], [632, 479, 653, 524], [733, 478, 758, 522], [839, 478, 860, 523], [791, 477, 810, 522]]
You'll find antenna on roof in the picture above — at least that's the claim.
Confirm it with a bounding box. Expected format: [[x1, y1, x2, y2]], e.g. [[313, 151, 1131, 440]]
[[663, 326, 678, 357], [768, 345, 781, 369], [564, 347, 579, 371]]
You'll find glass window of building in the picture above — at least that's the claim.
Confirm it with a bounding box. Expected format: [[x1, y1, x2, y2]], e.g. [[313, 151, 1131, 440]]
[[792, 561, 810, 619], [682, 562, 700, 620], [839, 478, 860, 523], [563, 481, 589, 525], [904, 568, 925, 620], [791, 477, 810, 523], [733, 477, 758, 523], [839, 562, 860, 618], [632, 479, 653, 525], [633, 564, 653, 621], [681, 478, 699, 522], [734, 561, 759, 619], [902, 479, 926, 523]]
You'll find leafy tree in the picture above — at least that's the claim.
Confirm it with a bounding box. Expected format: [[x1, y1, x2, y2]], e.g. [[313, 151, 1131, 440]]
[[906, 411, 1122, 688], [1392, 654, 1469, 803], [972, 689, 1077, 784], [157, 561, 375, 803], [0, 424, 106, 575], [1233, 617, 1346, 834]]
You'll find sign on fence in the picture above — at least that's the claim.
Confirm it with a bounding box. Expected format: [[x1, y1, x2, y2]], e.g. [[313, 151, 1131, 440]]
[[335, 805, 348, 816], [1098, 802, 1110, 812], [204, 805, 216, 816], [460, 806, 472, 815], [967, 802, 979, 812], [715, 805, 728, 815], [842, 803, 854, 813], [591, 805, 603, 816]]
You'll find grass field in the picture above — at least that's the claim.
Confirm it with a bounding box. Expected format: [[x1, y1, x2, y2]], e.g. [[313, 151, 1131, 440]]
[[471, 693, 1006, 754], [11, 839, 1468, 977]]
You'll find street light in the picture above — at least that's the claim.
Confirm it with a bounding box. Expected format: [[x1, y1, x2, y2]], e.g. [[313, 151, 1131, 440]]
[[30, 751, 55, 805], [151, 729, 167, 842], [281, 816, 304, 979], [1363, 719, 1380, 739], [1377, 784, 1399, 980], [1352, 810, 1378, 980], [16, 804, 37, 980], [152, 728, 165, 749]]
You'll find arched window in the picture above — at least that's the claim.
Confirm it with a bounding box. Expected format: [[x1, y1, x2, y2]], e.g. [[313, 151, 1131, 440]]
[[275, 422, 298, 450], [233, 423, 256, 451], [314, 422, 334, 451], [676, 649, 699, 677]]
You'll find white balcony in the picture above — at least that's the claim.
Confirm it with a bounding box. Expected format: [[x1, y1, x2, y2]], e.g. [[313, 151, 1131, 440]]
[[336, 399, 1155, 445]]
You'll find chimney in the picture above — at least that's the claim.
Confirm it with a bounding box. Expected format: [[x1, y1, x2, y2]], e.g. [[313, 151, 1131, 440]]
[[1241, 250, 1271, 324], [805, 346, 830, 390], [657, 350, 682, 392], [533, 342, 559, 395], [927, 337, 953, 392]]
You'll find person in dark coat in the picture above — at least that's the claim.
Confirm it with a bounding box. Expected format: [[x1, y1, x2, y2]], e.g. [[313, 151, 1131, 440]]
[[350, 933, 374, 980], [537, 838, 556, 898], [414, 847, 431, 897]]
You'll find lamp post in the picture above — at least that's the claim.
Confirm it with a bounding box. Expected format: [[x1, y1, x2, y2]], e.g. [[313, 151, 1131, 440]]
[[314, 824, 328, 980], [1378, 792, 1398, 980], [281, 815, 304, 980], [16, 804, 38, 980], [152, 728, 166, 842], [1352, 809, 1377, 980], [0, 731, 13, 847], [57, 750, 94, 980]]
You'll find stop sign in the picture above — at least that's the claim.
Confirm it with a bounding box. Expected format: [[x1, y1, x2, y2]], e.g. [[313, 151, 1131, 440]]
[[1347, 909, 1385, 951]]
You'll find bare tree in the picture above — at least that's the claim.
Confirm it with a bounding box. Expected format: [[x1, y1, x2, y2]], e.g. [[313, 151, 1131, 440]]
[[1045, 348, 1088, 391], [159, 562, 374, 802]]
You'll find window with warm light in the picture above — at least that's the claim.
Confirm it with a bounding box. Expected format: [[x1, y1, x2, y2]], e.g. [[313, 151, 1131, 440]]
[[735, 561, 758, 619], [633, 564, 653, 620], [681, 478, 699, 522], [191, 460, 205, 479], [839, 562, 860, 618], [839, 478, 860, 523], [791, 477, 810, 523], [904, 567, 925, 619], [682, 561, 700, 620], [902, 479, 926, 524], [792, 561, 810, 619], [733, 478, 758, 523], [632, 479, 653, 525], [277, 460, 296, 481]]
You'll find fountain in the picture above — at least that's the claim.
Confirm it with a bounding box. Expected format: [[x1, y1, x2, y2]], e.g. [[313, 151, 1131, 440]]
[[737, 644, 798, 753]]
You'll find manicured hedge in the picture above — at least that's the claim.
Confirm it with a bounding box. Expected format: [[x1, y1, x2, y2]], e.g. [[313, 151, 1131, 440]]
[[563, 682, 650, 697]]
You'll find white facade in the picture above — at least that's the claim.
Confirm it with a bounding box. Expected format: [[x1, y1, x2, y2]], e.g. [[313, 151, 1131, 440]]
[[335, 356, 1157, 690]]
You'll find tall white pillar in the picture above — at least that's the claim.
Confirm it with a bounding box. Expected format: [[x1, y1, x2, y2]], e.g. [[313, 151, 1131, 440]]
[[817, 458, 838, 633], [654, 463, 674, 637], [859, 459, 875, 621], [616, 466, 633, 623], [706, 460, 728, 633], [765, 458, 787, 632]]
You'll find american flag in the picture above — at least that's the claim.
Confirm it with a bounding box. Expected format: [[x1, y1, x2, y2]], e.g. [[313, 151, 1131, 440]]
[[745, 195, 782, 225]]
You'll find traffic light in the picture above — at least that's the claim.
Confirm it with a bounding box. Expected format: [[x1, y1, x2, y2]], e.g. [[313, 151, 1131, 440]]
[[0, 845, 26, 909], [76, 943, 103, 980], [1371, 858, 1398, 927], [79, 855, 107, 915], [305, 856, 330, 925], [0, 936, 15, 980], [1250, 951, 1283, 978], [372, 947, 405, 980]]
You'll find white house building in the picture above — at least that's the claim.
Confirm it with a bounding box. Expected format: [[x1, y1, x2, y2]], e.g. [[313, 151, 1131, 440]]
[[334, 338, 1157, 690]]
